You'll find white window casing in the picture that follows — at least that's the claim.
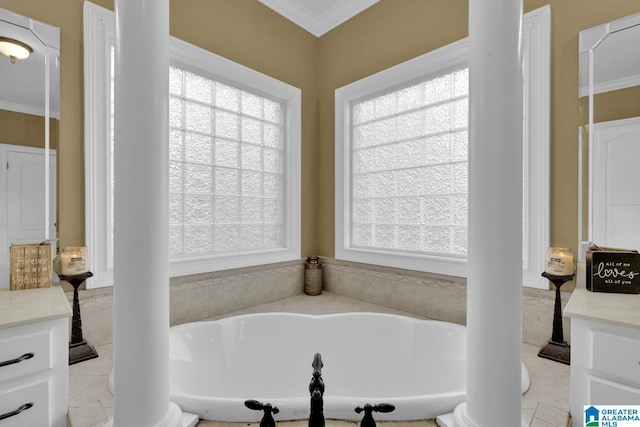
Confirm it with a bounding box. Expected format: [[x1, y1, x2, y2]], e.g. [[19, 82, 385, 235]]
[[335, 6, 550, 287], [335, 39, 469, 278], [167, 39, 301, 277], [521, 5, 551, 289], [84, 2, 115, 288]]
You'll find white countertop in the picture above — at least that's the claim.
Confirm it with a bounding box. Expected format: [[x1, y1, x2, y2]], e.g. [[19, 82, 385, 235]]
[[564, 262, 640, 329], [0, 286, 72, 330]]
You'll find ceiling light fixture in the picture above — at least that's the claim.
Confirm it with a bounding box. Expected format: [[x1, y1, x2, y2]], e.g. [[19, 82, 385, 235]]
[[0, 36, 33, 64]]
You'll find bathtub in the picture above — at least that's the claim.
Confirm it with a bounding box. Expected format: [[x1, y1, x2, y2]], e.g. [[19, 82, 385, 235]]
[[169, 312, 530, 422]]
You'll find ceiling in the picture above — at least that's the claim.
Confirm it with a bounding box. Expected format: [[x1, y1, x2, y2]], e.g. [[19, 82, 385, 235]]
[[257, 0, 380, 37], [0, 8, 60, 119]]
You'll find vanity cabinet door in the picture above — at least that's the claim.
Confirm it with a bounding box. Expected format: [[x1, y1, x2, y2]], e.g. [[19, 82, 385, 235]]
[[588, 375, 640, 405], [590, 329, 640, 388], [0, 378, 49, 426]]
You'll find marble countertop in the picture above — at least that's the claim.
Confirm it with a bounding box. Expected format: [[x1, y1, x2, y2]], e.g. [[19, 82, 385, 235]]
[[0, 286, 72, 330]]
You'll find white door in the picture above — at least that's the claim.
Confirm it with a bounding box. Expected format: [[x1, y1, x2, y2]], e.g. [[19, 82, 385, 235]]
[[591, 117, 640, 251], [0, 144, 56, 288]]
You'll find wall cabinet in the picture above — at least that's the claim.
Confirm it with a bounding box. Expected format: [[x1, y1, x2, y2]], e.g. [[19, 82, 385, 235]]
[[0, 287, 71, 427]]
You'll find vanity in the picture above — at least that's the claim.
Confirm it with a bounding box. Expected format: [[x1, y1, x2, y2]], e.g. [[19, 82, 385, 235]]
[[0, 6, 68, 425], [565, 266, 640, 427], [0, 287, 71, 427]]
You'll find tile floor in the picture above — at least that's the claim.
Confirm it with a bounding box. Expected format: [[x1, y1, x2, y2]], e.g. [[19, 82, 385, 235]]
[[68, 292, 571, 427]]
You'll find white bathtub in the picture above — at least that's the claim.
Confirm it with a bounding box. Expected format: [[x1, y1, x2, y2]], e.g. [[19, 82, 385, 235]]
[[169, 312, 530, 422]]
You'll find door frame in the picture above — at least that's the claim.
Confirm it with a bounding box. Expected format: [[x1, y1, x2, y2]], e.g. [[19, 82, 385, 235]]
[[0, 143, 57, 288]]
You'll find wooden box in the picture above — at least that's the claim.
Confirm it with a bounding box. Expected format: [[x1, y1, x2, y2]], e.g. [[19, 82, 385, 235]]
[[10, 242, 52, 290], [586, 245, 640, 294]]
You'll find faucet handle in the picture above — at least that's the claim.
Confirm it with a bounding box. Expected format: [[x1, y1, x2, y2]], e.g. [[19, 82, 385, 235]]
[[244, 399, 279, 427], [244, 399, 280, 413], [355, 403, 395, 414], [374, 403, 395, 413], [355, 403, 395, 427]]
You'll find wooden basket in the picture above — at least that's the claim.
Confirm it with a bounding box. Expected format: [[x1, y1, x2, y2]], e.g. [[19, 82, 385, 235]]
[[10, 242, 52, 290]]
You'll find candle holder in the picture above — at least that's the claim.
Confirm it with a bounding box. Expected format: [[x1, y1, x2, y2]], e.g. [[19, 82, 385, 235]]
[[59, 271, 99, 365], [537, 271, 573, 365]]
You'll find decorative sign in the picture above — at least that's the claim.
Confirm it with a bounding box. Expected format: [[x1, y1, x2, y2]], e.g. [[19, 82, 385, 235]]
[[10, 242, 52, 290], [586, 248, 640, 294]]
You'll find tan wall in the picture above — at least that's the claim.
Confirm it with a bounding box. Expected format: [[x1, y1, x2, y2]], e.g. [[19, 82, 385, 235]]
[[0, 110, 59, 149], [3, 0, 640, 280], [579, 86, 640, 125], [316, 0, 640, 281], [0, 0, 318, 257]]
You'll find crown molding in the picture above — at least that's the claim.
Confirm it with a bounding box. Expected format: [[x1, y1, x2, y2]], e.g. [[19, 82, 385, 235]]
[[258, 0, 380, 37]]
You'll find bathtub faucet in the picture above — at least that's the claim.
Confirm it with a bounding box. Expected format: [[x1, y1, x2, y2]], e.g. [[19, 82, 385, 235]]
[[308, 352, 325, 427]]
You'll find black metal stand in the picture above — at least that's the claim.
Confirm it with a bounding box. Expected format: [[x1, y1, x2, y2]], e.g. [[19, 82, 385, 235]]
[[59, 271, 99, 365], [537, 272, 573, 365]]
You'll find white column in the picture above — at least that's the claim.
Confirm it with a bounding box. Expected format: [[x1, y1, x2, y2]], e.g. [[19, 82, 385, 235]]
[[111, 0, 181, 425], [452, 1, 524, 426]]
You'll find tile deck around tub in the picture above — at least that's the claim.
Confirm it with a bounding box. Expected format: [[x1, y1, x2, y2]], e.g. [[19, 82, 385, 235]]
[[68, 292, 570, 427]]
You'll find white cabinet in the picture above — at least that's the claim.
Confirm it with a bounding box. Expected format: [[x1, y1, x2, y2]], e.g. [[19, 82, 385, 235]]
[[0, 288, 71, 427], [566, 288, 640, 427]]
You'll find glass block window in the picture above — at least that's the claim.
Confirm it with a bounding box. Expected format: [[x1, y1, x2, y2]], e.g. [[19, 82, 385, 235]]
[[106, 65, 287, 263], [350, 68, 469, 257], [168, 67, 286, 257]]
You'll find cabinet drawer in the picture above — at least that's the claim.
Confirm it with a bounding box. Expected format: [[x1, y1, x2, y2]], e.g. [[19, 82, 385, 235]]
[[0, 378, 49, 426], [590, 330, 640, 388], [588, 375, 640, 405], [0, 330, 51, 383]]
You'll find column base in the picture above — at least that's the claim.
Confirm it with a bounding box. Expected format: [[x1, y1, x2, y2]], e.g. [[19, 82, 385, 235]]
[[103, 402, 197, 427], [436, 403, 527, 427]]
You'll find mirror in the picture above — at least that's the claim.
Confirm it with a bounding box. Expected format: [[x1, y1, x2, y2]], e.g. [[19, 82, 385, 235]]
[[578, 12, 640, 261], [0, 8, 60, 287]]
